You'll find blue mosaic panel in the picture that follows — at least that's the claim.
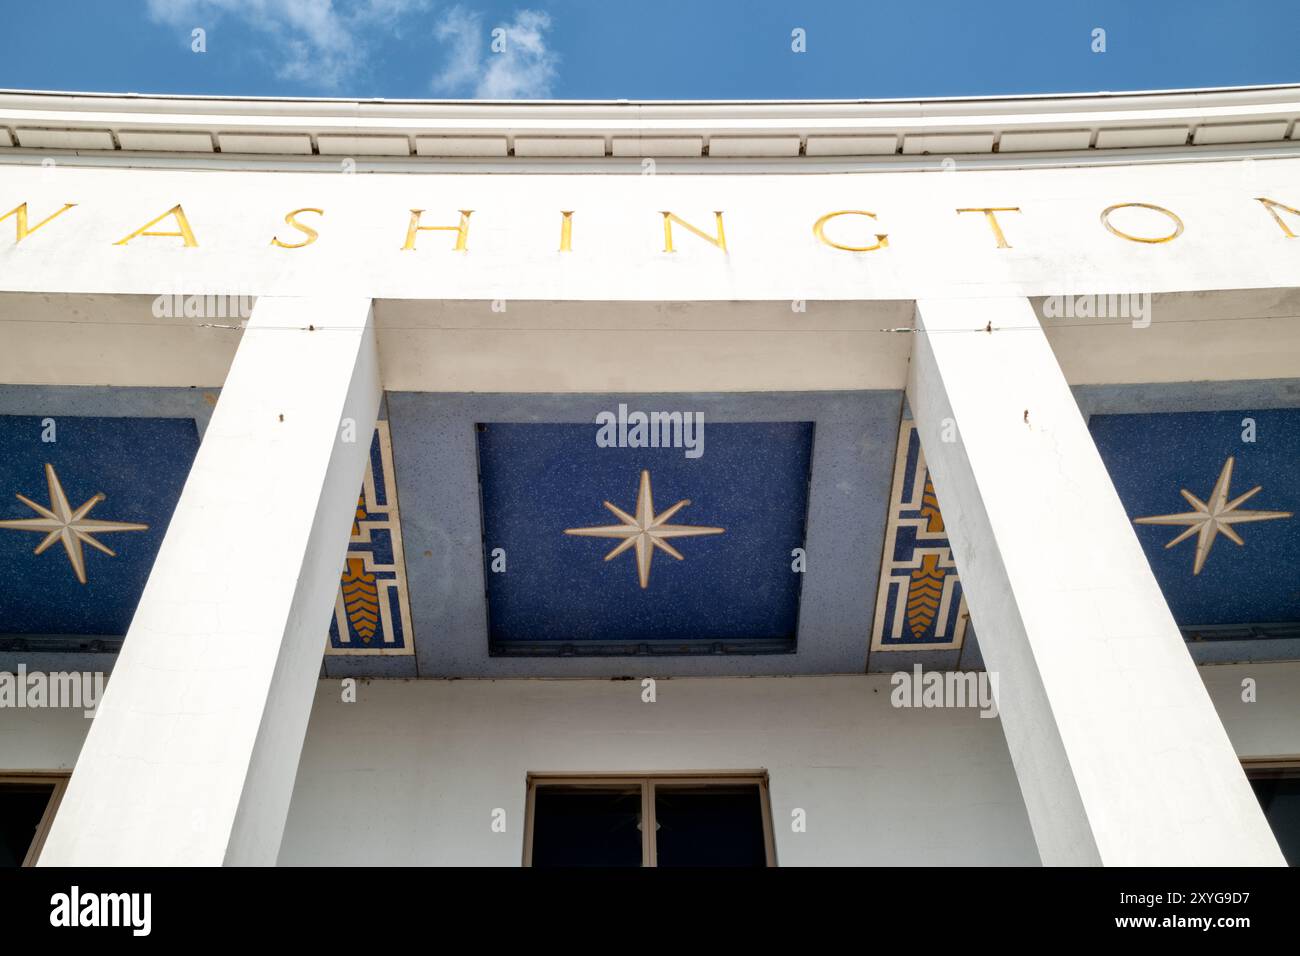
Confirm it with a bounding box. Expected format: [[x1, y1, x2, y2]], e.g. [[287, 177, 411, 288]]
[[871, 421, 967, 650], [0, 415, 199, 636], [327, 423, 413, 655], [477, 421, 813, 652], [1090, 409, 1299, 626]]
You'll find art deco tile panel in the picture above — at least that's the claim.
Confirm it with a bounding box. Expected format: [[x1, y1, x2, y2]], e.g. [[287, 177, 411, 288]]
[[870, 420, 968, 652]]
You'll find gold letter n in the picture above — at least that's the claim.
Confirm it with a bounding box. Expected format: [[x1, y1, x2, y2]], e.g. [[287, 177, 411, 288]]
[[0, 202, 77, 244], [1256, 197, 1300, 238], [661, 211, 726, 253]]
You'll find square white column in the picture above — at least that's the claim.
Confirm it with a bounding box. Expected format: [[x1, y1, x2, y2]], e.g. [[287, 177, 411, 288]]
[[909, 296, 1284, 866], [39, 296, 380, 866]]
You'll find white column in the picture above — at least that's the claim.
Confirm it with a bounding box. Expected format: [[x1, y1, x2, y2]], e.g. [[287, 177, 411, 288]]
[[909, 296, 1284, 866], [39, 296, 380, 866]]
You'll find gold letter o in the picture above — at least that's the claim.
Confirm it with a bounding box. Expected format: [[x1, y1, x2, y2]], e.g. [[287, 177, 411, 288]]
[[1100, 202, 1184, 244]]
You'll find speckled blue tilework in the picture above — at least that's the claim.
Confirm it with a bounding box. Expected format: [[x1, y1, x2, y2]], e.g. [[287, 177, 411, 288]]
[[477, 421, 812, 652], [1089, 408, 1299, 627], [0, 415, 200, 636], [383, 391, 903, 678]]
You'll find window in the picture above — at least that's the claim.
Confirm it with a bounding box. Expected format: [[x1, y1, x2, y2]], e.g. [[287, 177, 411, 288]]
[[1246, 762, 1300, 866], [524, 773, 775, 867], [0, 774, 68, 868]]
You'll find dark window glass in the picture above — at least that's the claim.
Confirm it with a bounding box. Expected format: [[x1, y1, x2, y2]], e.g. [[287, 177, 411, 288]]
[[531, 787, 642, 867], [0, 784, 54, 868], [1250, 772, 1300, 866], [654, 785, 767, 867]]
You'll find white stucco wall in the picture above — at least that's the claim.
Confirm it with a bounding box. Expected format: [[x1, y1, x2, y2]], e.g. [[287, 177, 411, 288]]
[[277, 674, 1040, 866], [1201, 663, 1300, 759], [5, 664, 1299, 865], [280, 661, 1300, 865]]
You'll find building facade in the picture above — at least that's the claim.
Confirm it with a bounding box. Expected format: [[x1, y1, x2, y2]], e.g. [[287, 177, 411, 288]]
[[0, 85, 1298, 866]]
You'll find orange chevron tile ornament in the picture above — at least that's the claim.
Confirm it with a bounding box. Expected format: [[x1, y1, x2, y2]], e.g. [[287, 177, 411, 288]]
[[870, 420, 968, 651], [326, 422, 414, 655]]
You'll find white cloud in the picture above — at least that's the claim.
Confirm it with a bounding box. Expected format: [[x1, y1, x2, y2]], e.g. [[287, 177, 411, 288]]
[[146, 0, 432, 89], [432, 7, 558, 99], [431, 6, 484, 93]]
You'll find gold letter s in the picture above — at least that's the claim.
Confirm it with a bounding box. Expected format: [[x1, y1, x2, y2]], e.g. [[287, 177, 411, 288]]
[[271, 207, 323, 248]]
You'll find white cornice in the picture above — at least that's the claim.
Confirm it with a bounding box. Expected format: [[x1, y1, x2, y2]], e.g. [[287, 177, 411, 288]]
[[0, 85, 1297, 161]]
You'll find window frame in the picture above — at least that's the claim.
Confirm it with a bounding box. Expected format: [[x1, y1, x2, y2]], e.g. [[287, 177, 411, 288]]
[[1242, 757, 1300, 773], [0, 772, 70, 867], [523, 770, 776, 868], [1243, 757, 1300, 865]]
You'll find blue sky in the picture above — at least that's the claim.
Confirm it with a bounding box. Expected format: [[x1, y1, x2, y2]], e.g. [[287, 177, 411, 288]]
[[1, 1, 1296, 100]]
